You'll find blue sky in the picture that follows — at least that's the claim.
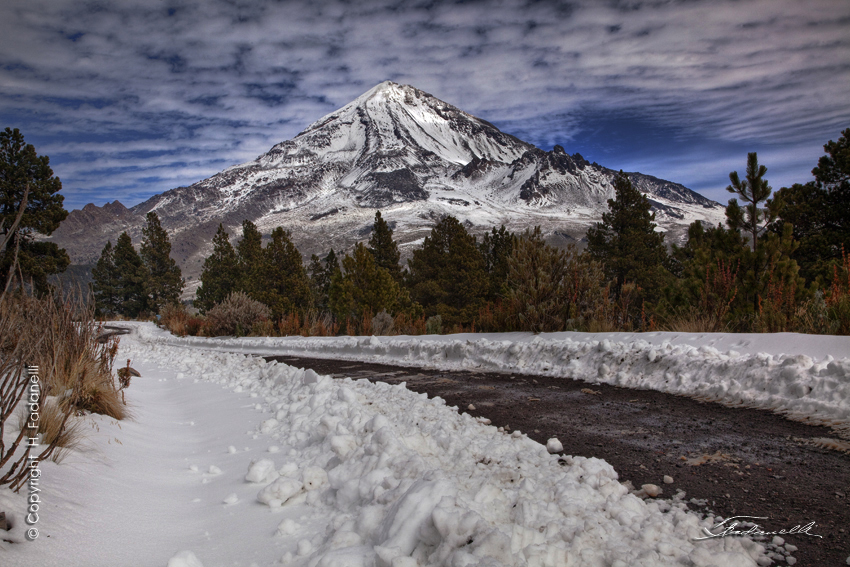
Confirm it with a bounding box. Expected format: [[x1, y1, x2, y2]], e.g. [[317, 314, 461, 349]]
[[1, 0, 848, 211]]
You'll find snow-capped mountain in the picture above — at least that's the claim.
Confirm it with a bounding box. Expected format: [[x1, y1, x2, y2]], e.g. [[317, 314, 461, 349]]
[[49, 81, 725, 292]]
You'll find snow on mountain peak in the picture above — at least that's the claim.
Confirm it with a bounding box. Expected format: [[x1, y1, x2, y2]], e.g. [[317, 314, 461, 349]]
[[49, 81, 725, 289]]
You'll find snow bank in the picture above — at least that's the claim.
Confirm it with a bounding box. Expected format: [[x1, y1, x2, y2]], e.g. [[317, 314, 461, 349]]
[[134, 324, 850, 434], [123, 328, 767, 566]]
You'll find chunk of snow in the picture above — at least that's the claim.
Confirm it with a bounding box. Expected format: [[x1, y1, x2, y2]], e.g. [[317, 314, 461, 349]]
[[245, 459, 278, 483], [257, 477, 303, 506], [546, 437, 563, 453], [167, 551, 204, 567]]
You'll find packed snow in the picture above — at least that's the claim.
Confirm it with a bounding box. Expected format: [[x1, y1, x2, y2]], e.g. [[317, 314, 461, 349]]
[[1, 325, 817, 566], [136, 325, 850, 435]]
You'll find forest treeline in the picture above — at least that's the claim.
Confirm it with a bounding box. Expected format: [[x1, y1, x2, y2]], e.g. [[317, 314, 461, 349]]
[[92, 128, 850, 337]]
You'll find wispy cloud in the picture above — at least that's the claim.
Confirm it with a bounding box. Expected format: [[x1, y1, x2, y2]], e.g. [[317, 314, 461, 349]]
[[1, 0, 847, 209]]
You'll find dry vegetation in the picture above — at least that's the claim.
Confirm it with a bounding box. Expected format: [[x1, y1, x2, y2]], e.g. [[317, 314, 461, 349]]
[[1, 292, 124, 491]]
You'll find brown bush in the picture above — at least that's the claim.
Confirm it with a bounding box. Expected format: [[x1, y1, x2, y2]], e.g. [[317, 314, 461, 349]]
[[204, 291, 271, 336], [159, 302, 191, 336]]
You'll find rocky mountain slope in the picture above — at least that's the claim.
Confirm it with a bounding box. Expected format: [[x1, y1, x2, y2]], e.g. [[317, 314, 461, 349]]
[[47, 81, 725, 294]]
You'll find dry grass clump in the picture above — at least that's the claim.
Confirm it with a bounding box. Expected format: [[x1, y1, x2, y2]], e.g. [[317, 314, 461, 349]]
[[2, 291, 123, 490], [205, 291, 271, 336], [159, 302, 204, 337], [660, 307, 731, 333], [16, 399, 83, 464], [22, 294, 126, 421]]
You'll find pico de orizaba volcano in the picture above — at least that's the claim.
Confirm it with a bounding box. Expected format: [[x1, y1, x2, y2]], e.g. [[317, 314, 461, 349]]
[[47, 81, 724, 295]]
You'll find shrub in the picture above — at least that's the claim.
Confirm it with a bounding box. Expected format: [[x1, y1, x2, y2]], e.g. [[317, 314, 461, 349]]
[[159, 302, 192, 336], [371, 309, 394, 335], [425, 314, 443, 335], [204, 291, 271, 337], [393, 313, 426, 336]]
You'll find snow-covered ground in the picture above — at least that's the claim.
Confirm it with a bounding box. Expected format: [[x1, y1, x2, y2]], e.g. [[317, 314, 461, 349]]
[[136, 325, 850, 435], [5, 326, 835, 566]]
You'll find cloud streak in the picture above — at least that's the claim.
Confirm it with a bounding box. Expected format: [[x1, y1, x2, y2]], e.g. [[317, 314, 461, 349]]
[[1, 0, 848, 209]]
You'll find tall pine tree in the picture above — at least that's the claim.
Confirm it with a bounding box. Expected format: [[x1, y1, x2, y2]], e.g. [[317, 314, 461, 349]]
[[140, 211, 183, 313], [726, 152, 774, 251], [329, 243, 405, 322], [112, 232, 148, 317], [236, 220, 263, 295], [91, 241, 120, 316], [586, 171, 670, 300], [406, 216, 488, 327], [308, 249, 339, 311], [772, 129, 850, 284], [479, 225, 515, 300], [0, 128, 69, 294], [367, 211, 402, 282], [253, 227, 311, 319], [195, 224, 238, 313]]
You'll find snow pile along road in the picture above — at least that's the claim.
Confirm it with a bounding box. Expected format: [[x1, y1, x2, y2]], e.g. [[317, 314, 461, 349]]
[[118, 328, 767, 566], [137, 325, 850, 434]]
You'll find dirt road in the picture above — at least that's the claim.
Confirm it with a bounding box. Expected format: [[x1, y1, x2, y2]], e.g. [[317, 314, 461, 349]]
[[266, 355, 849, 567]]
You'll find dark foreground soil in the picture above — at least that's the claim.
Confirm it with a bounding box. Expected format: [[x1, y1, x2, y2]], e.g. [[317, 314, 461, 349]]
[[266, 355, 849, 567]]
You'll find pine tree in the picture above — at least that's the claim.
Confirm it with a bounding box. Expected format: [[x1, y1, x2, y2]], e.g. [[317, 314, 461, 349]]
[[91, 241, 120, 316], [195, 224, 238, 313], [308, 254, 325, 309], [479, 225, 515, 300], [772, 129, 850, 283], [406, 216, 488, 327], [503, 227, 568, 332], [586, 171, 670, 300], [253, 227, 311, 319], [236, 220, 263, 294], [329, 243, 405, 322], [0, 128, 69, 293], [140, 211, 183, 313], [324, 248, 340, 277], [503, 227, 605, 332], [112, 232, 148, 317], [666, 219, 808, 331], [726, 152, 774, 251], [308, 249, 338, 311], [367, 211, 402, 282]]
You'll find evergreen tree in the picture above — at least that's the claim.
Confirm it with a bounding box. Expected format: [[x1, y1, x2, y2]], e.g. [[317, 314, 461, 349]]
[[505, 227, 604, 332], [195, 224, 238, 313], [253, 227, 311, 319], [726, 152, 774, 251], [503, 227, 568, 332], [112, 232, 148, 317], [406, 216, 488, 327], [329, 243, 406, 322], [586, 171, 670, 300], [236, 220, 263, 294], [140, 211, 183, 313], [666, 219, 808, 331], [308, 249, 339, 311], [0, 128, 69, 293], [91, 241, 120, 316], [479, 225, 515, 300], [308, 254, 325, 309], [772, 129, 850, 283], [324, 248, 340, 277], [367, 211, 402, 282]]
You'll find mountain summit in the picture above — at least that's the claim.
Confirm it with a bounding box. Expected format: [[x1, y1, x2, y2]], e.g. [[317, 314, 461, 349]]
[[49, 81, 724, 292]]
